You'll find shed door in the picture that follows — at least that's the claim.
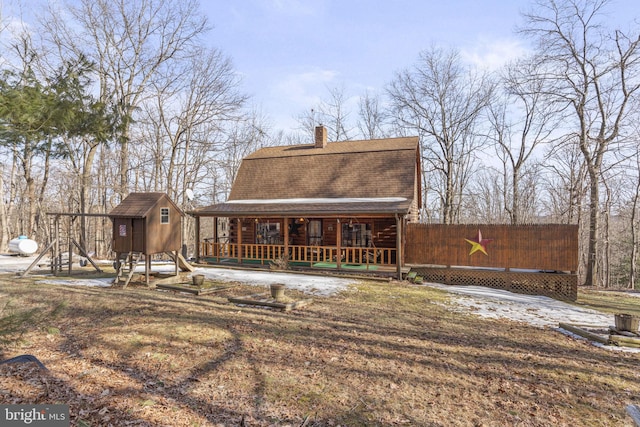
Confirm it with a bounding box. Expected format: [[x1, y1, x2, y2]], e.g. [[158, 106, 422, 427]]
[[131, 218, 146, 252]]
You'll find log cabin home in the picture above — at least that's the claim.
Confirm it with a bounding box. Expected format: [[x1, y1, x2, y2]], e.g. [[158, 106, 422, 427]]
[[190, 126, 421, 278]]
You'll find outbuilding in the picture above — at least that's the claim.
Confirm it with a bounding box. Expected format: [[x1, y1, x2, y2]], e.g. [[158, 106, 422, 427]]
[[108, 192, 185, 286]]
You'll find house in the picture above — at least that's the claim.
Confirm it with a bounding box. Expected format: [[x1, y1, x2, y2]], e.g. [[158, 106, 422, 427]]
[[109, 192, 185, 286], [190, 126, 421, 279]]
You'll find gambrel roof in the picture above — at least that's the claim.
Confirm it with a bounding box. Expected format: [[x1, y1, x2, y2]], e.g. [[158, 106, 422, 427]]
[[192, 134, 421, 218]]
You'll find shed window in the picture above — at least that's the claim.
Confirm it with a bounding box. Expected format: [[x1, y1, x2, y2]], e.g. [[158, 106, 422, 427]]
[[160, 208, 170, 224]]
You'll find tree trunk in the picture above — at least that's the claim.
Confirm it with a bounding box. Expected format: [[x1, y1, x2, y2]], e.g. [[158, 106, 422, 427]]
[[119, 128, 129, 202], [602, 183, 611, 288], [443, 158, 454, 224], [630, 156, 640, 289], [583, 171, 600, 287], [0, 167, 8, 251], [512, 169, 519, 225], [80, 142, 99, 250], [21, 143, 37, 238], [631, 216, 638, 289]]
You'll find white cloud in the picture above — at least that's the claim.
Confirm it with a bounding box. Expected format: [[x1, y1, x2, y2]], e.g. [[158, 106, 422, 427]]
[[273, 68, 339, 108], [268, 0, 317, 16], [461, 37, 530, 70]]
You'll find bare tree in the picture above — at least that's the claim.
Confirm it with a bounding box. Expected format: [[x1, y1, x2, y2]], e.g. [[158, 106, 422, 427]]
[[464, 168, 510, 223], [215, 110, 272, 201], [629, 151, 640, 289], [357, 90, 388, 139], [137, 46, 246, 203], [487, 57, 561, 224], [387, 46, 494, 224], [42, 0, 208, 201], [296, 85, 355, 142], [317, 85, 355, 141], [541, 140, 588, 224], [520, 0, 640, 287]]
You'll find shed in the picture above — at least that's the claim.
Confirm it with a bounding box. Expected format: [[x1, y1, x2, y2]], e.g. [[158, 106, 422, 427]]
[[108, 192, 185, 286]]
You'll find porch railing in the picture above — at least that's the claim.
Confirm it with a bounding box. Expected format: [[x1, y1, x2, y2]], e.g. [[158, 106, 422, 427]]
[[199, 242, 396, 268]]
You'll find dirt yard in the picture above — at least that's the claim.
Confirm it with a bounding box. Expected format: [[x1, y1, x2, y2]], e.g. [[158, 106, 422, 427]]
[[1, 273, 639, 426]]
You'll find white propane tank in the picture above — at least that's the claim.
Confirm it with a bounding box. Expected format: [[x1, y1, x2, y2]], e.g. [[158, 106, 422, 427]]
[[8, 236, 38, 256]]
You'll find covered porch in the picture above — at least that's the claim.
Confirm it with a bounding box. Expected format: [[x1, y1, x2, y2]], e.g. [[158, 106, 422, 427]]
[[192, 213, 406, 278]]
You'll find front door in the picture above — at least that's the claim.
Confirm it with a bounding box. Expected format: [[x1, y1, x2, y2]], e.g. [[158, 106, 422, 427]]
[[308, 219, 322, 246]]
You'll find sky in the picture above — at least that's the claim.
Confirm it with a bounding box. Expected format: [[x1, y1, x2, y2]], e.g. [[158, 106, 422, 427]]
[[202, 0, 535, 132], [3, 0, 638, 134]]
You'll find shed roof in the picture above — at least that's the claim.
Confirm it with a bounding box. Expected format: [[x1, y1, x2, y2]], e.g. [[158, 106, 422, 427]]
[[109, 192, 184, 218], [193, 135, 420, 218]]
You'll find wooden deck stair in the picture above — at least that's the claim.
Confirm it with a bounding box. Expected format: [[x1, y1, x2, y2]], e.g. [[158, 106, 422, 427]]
[[374, 221, 397, 246]]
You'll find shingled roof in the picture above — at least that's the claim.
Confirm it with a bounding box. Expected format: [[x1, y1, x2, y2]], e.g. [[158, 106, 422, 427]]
[[109, 192, 183, 218], [193, 133, 420, 217]]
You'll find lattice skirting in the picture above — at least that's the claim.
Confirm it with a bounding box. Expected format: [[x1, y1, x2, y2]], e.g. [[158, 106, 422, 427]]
[[410, 267, 577, 301]]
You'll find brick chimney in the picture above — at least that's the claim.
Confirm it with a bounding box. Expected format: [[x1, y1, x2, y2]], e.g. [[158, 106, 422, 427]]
[[314, 125, 327, 148]]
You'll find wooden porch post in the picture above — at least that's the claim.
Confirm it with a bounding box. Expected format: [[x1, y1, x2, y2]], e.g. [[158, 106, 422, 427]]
[[396, 214, 403, 280], [195, 216, 201, 262], [336, 218, 342, 270], [213, 216, 219, 263], [237, 218, 242, 264], [284, 217, 289, 260]]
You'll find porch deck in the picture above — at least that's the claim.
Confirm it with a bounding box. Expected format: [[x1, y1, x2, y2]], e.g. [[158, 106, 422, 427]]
[[198, 242, 398, 274]]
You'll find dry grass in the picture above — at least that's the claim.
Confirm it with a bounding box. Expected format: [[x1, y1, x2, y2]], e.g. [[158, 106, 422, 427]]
[[0, 272, 639, 426], [577, 288, 640, 317]]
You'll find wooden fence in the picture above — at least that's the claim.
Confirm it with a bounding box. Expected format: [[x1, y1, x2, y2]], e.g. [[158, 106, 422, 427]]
[[405, 224, 578, 301], [405, 223, 578, 272]]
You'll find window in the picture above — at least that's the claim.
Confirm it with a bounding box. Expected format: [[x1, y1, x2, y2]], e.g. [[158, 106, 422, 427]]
[[342, 222, 372, 247], [256, 221, 281, 244], [160, 208, 170, 224]]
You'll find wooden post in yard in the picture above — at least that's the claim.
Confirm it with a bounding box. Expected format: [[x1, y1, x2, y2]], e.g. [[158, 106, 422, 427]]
[[146, 254, 151, 287], [68, 216, 74, 275], [54, 215, 60, 274]]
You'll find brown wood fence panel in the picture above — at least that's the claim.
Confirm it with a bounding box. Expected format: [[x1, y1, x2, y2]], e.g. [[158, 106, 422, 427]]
[[405, 224, 578, 272]]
